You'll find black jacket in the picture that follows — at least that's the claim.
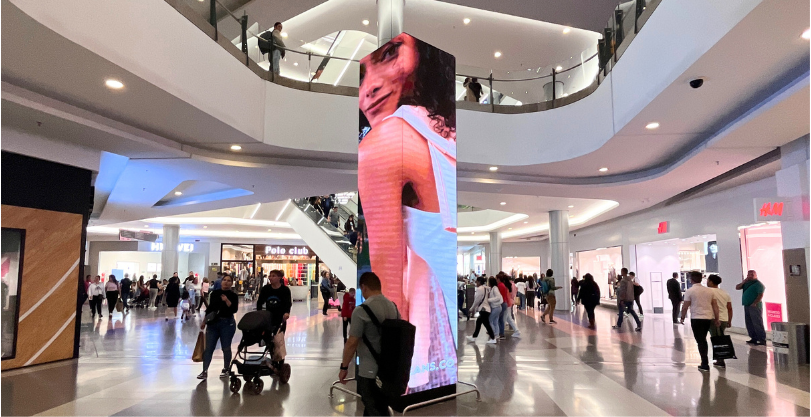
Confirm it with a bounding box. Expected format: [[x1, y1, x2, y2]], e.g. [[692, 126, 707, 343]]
[[256, 284, 292, 327], [576, 281, 601, 307], [667, 278, 682, 301]]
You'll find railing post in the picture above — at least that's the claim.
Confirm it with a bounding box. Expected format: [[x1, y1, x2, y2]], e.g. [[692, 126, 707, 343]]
[[551, 68, 557, 109], [209, 0, 217, 41], [635, 0, 644, 34], [488, 73, 494, 113], [240, 13, 248, 65]]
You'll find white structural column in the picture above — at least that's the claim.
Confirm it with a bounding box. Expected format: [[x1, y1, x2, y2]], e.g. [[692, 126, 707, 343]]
[[489, 232, 502, 276], [549, 210, 571, 311], [377, 0, 404, 46], [161, 225, 180, 280]]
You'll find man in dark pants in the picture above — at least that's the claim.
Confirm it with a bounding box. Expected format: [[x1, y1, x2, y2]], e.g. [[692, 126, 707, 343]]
[[339, 272, 400, 416], [320, 273, 333, 316], [736, 269, 767, 345], [680, 271, 720, 372], [667, 272, 682, 324]]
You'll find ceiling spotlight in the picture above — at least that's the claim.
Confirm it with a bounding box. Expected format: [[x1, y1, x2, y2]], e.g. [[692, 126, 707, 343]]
[[489, 166, 498, 171], [203, 226, 207, 229], [463, 18, 471, 25], [105, 79, 124, 89], [362, 19, 370, 26], [555, 66, 563, 71], [174, 191, 183, 196], [508, 228, 513, 230], [267, 229, 272, 232], [144, 225, 149, 228], [803, 28, 811, 40], [524, 221, 528, 224], [281, 32, 288, 38], [568, 205, 574, 208], [293, 62, 298, 66], [645, 122, 660, 130], [230, 144, 242, 151], [598, 167, 609, 172], [562, 27, 571, 34], [500, 202, 506, 205], [494, 51, 502, 58]]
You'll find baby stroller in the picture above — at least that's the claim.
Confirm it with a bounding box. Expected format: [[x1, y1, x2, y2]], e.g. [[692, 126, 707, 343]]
[[228, 310, 291, 394], [131, 289, 150, 308]]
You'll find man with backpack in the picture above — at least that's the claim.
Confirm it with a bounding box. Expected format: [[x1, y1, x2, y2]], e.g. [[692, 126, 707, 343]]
[[339, 272, 410, 416]]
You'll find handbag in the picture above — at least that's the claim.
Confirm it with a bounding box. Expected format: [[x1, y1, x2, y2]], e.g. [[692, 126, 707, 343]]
[[192, 331, 205, 362], [115, 298, 123, 313], [711, 335, 737, 360], [514, 296, 521, 305], [205, 311, 219, 324]]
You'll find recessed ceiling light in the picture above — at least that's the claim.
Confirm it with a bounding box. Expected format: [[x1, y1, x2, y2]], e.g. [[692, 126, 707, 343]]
[[203, 226, 207, 229], [508, 228, 513, 230], [568, 205, 574, 208], [174, 191, 183, 196], [802, 28, 811, 40], [524, 221, 528, 224], [500, 202, 506, 205], [230, 144, 242, 151], [144, 225, 149, 228], [646, 122, 660, 130], [293, 62, 298, 66], [362, 19, 370, 26], [599, 167, 609, 172], [562, 27, 571, 34], [281, 32, 288, 38], [267, 229, 272, 232], [555, 66, 563, 71], [463, 18, 471, 25], [489, 166, 498, 171], [494, 51, 502, 58], [471, 232, 474, 234], [105, 79, 124, 89]]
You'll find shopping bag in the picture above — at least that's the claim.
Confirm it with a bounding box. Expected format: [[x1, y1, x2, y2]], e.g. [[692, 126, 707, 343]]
[[271, 331, 287, 361], [711, 335, 737, 360], [514, 297, 520, 305], [115, 298, 123, 313], [192, 331, 205, 362]]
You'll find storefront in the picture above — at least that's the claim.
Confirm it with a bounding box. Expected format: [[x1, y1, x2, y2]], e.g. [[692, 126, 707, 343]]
[[502, 256, 541, 277], [574, 246, 622, 301], [739, 222, 787, 329], [95, 241, 209, 281], [221, 243, 317, 301]]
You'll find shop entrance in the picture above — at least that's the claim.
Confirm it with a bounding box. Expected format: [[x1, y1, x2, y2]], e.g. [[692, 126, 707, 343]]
[[574, 246, 622, 302], [502, 257, 541, 277], [739, 223, 787, 329]]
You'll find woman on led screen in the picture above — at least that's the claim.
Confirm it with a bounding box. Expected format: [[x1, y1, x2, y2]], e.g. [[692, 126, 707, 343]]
[[358, 33, 457, 393]]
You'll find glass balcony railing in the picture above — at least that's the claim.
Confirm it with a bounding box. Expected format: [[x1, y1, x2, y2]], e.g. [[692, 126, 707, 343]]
[[171, 0, 660, 112], [291, 198, 357, 263]]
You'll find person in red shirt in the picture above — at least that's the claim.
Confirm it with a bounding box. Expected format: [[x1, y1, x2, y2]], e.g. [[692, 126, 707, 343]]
[[341, 288, 356, 343]]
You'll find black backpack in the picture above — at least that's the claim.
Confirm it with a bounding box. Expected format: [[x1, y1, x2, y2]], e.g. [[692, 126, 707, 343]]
[[257, 30, 273, 55], [360, 304, 415, 397]]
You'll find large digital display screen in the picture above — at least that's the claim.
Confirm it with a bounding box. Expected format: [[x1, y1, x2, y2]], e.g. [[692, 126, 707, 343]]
[[358, 33, 457, 394]]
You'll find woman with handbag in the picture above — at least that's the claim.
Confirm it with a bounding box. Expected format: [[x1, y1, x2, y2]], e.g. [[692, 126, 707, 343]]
[[197, 275, 239, 380], [104, 275, 120, 319], [88, 275, 105, 320], [576, 273, 601, 328], [465, 277, 496, 344]]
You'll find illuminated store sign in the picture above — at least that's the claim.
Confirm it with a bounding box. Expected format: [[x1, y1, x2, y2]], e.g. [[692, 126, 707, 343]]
[[754, 197, 802, 222], [657, 221, 669, 234], [264, 246, 309, 255], [150, 243, 194, 252]]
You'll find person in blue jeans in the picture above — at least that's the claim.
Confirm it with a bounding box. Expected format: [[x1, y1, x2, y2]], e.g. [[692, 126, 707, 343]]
[[613, 272, 642, 332], [487, 277, 503, 343], [736, 269, 767, 345], [198, 275, 239, 380]]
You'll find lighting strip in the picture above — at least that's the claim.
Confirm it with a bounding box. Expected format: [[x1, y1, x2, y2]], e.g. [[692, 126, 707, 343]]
[[275, 199, 292, 221], [249, 203, 262, 219], [457, 213, 529, 233], [142, 217, 290, 228], [87, 226, 301, 240], [333, 38, 365, 87]]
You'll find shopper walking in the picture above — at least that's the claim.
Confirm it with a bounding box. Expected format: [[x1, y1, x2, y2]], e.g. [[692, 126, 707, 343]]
[[680, 271, 720, 372], [486, 277, 503, 341], [148, 274, 160, 308], [199, 278, 210, 311], [104, 275, 120, 318], [571, 275, 580, 307], [667, 272, 682, 324], [321, 273, 334, 315], [540, 269, 561, 324], [341, 288, 356, 343], [329, 207, 341, 228], [613, 271, 642, 332], [736, 270, 766, 345], [270, 22, 286, 75], [502, 277, 521, 337], [184, 273, 197, 313], [165, 276, 181, 321], [526, 275, 536, 309], [496, 276, 509, 338], [120, 274, 132, 312], [516, 278, 527, 310], [576, 273, 601, 328], [466, 277, 496, 344], [707, 274, 733, 368], [198, 275, 239, 380], [630, 272, 644, 316], [88, 275, 104, 319]]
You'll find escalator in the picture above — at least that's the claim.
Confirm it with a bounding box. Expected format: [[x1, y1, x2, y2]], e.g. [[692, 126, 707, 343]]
[[284, 198, 357, 282]]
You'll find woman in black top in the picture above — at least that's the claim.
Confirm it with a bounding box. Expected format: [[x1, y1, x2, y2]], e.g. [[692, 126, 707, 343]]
[[576, 273, 601, 329], [165, 277, 181, 321], [198, 275, 239, 380]]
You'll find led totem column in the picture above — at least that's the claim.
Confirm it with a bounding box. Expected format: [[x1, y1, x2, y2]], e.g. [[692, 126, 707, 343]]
[[357, 33, 458, 400]]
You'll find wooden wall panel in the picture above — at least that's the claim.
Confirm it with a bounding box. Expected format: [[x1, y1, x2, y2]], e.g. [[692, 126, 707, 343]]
[[1, 205, 83, 370]]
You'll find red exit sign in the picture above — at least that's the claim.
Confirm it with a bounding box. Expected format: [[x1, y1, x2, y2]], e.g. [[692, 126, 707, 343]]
[[657, 221, 669, 234]]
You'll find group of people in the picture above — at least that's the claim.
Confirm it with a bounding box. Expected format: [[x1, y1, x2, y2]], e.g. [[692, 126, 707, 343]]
[[462, 77, 483, 102], [464, 272, 523, 345], [307, 196, 360, 249]]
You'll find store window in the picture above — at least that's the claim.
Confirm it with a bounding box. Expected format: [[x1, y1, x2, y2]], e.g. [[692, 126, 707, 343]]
[[575, 247, 622, 300], [502, 257, 541, 277], [740, 223, 786, 328], [254, 245, 316, 287]]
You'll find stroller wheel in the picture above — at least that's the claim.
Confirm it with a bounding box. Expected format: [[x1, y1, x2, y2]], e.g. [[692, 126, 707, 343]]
[[252, 377, 264, 394], [229, 377, 242, 394], [279, 364, 291, 384], [243, 380, 254, 393]]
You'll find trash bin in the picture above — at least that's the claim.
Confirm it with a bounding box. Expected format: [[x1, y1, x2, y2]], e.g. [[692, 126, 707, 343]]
[[771, 322, 810, 365]]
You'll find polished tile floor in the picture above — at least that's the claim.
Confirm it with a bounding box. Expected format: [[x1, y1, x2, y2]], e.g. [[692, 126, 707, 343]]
[[2, 298, 808, 416]]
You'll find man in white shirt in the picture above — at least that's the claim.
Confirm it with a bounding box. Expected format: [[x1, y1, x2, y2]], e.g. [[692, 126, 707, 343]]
[[707, 274, 733, 368], [516, 280, 527, 310], [680, 271, 720, 373]]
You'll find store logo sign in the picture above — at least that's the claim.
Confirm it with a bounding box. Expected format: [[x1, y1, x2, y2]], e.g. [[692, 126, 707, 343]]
[[265, 246, 309, 255], [657, 221, 669, 234], [759, 202, 784, 217], [754, 197, 801, 222], [150, 243, 194, 252]]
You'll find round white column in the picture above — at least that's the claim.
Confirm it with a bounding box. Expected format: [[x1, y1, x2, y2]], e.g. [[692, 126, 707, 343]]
[[549, 210, 571, 311], [489, 231, 502, 276], [161, 225, 180, 280], [377, 0, 404, 46]]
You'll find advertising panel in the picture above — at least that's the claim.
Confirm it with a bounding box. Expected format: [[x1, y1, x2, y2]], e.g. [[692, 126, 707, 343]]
[[357, 33, 457, 395]]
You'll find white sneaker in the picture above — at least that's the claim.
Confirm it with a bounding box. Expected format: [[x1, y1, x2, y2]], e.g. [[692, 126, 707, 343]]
[[486, 338, 497, 344], [465, 336, 476, 343], [512, 332, 522, 338]]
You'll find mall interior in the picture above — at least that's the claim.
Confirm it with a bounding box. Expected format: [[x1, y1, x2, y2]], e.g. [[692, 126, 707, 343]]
[[1, 0, 810, 415]]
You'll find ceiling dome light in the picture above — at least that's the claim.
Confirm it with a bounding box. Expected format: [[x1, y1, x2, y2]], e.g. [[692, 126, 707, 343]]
[[463, 18, 471, 25], [267, 229, 272, 232], [494, 51, 502, 58], [562, 27, 571, 34], [489, 166, 498, 171], [105, 79, 124, 89], [598, 167, 609, 173], [174, 191, 183, 196], [645, 122, 660, 130], [230, 144, 242, 151], [203, 226, 207, 228], [555, 66, 563, 71], [144, 225, 149, 228], [568, 205, 574, 208], [524, 221, 528, 224], [362, 19, 370, 26], [293, 62, 298, 66], [803, 28, 811, 40], [500, 202, 506, 205]]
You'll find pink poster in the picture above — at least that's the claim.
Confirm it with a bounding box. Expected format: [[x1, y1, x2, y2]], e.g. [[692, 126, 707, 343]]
[[765, 302, 783, 329]]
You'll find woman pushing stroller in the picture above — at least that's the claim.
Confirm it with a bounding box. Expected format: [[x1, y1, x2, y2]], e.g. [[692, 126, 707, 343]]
[[255, 269, 292, 371]]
